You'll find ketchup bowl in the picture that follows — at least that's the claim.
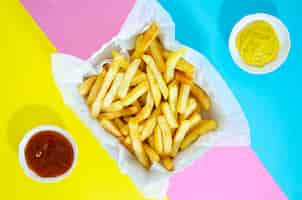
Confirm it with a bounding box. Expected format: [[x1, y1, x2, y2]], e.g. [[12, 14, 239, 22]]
[[18, 125, 78, 183]]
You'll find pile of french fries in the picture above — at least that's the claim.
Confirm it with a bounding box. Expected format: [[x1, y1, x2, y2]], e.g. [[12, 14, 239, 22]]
[[79, 22, 217, 171]]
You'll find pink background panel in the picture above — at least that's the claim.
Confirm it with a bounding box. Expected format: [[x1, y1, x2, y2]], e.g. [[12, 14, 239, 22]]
[[20, 0, 287, 200], [169, 147, 286, 200], [21, 0, 135, 58]]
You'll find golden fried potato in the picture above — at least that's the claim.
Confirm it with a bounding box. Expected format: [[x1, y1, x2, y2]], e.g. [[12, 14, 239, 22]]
[[114, 118, 129, 136], [140, 110, 157, 141], [91, 55, 123, 117], [163, 50, 195, 78], [146, 65, 162, 107], [87, 68, 107, 105], [103, 72, 124, 108], [175, 70, 193, 85], [122, 81, 149, 107], [130, 71, 147, 86], [171, 120, 191, 156], [118, 59, 141, 98], [131, 22, 160, 59], [154, 125, 163, 155], [187, 112, 202, 128], [161, 157, 174, 171], [177, 83, 191, 114], [190, 83, 211, 111], [157, 115, 172, 155], [99, 118, 121, 137], [99, 106, 139, 120], [165, 48, 187, 83], [143, 143, 160, 163], [149, 39, 166, 72], [182, 97, 198, 119], [134, 92, 154, 123], [161, 102, 178, 128], [180, 120, 217, 150], [102, 101, 123, 112], [143, 55, 168, 99], [129, 119, 150, 168], [79, 75, 97, 96], [168, 80, 178, 115]]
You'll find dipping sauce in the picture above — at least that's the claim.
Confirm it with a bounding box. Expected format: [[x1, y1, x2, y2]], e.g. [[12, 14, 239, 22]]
[[236, 20, 280, 67], [25, 131, 74, 178]]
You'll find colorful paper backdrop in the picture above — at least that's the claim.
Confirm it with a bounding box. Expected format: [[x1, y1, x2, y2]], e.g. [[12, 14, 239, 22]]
[[2, 0, 301, 199]]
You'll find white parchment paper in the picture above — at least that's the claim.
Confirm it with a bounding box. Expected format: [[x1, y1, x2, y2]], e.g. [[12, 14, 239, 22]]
[[51, 0, 250, 198]]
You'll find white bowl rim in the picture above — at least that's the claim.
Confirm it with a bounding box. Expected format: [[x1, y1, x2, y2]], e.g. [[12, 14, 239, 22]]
[[228, 13, 291, 75], [18, 125, 78, 183]]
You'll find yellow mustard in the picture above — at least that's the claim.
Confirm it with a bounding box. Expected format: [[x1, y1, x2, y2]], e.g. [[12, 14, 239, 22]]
[[236, 20, 280, 67]]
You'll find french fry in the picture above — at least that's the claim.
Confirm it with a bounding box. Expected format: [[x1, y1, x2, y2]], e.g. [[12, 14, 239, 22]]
[[143, 144, 160, 163], [154, 125, 163, 155], [171, 120, 191, 156], [91, 55, 123, 117], [99, 118, 121, 137], [182, 97, 198, 119], [177, 83, 191, 114], [140, 111, 157, 141], [114, 118, 129, 136], [79, 75, 97, 96], [133, 100, 142, 111], [138, 92, 147, 105], [122, 81, 149, 107], [148, 134, 155, 149], [87, 69, 107, 105], [161, 102, 178, 128], [124, 136, 132, 146], [175, 70, 193, 85], [139, 60, 146, 72], [131, 22, 160, 59], [130, 71, 147, 86], [138, 124, 144, 134], [129, 119, 150, 168], [168, 80, 178, 114], [180, 120, 217, 150], [120, 136, 133, 153], [163, 51, 195, 78], [102, 101, 123, 112], [194, 100, 203, 114], [146, 64, 161, 107], [149, 39, 165, 72], [190, 83, 211, 111], [157, 116, 172, 155], [103, 73, 124, 108], [112, 50, 129, 70], [165, 48, 187, 83], [99, 106, 139, 120], [176, 58, 195, 78], [102, 63, 110, 71], [123, 116, 131, 123], [118, 59, 141, 98], [187, 112, 202, 128], [143, 55, 168, 99], [135, 92, 154, 123], [161, 157, 174, 171]]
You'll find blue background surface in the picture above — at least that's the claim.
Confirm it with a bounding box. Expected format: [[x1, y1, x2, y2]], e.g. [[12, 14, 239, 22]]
[[159, 0, 301, 199]]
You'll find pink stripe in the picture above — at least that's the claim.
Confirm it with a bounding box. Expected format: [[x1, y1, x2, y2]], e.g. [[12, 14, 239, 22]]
[[168, 147, 287, 200], [21, 0, 135, 58]]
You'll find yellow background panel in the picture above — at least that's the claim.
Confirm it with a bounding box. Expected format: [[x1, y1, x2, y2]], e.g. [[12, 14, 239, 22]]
[[0, 1, 166, 199]]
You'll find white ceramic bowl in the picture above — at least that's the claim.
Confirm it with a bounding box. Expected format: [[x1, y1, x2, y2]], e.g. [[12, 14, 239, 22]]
[[18, 125, 78, 183], [229, 13, 291, 74]]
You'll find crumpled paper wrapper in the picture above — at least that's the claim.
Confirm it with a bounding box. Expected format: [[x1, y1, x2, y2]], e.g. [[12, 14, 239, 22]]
[[51, 0, 250, 198]]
